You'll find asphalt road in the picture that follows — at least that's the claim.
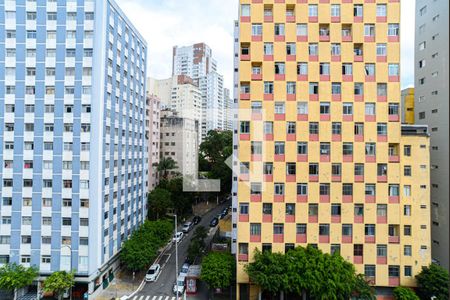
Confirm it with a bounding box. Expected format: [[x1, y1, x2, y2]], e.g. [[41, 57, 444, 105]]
[[135, 202, 229, 299]]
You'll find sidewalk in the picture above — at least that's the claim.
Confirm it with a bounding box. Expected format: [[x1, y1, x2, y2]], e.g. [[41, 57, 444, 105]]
[[96, 201, 218, 300]]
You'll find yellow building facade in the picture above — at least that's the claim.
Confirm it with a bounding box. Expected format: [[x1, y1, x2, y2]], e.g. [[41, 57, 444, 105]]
[[401, 88, 415, 124], [233, 1, 431, 299]]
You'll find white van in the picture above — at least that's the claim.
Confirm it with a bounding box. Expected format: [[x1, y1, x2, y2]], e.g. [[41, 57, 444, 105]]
[[172, 274, 186, 294]]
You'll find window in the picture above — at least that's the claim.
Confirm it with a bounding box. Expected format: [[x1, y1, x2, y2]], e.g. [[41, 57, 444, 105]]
[[388, 64, 399, 76], [343, 184, 353, 196], [251, 183, 261, 195], [419, 42, 426, 50], [240, 122, 250, 134], [250, 223, 261, 236], [404, 225, 411, 236], [319, 224, 330, 236], [320, 103, 330, 115], [354, 205, 364, 217], [355, 123, 364, 136], [343, 103, 353, 115], [354, 5, 363, 17], [404, 245, 412, 256], [365, 224, 375, 236], [274, 183, 285, 195], [332, 122, 341, 135], [264, 43, 273, 55], [239, 203, 249, 215], [377, 123, 387, 136], [274, 142, 285, 155], [331, 204, 341, 216], [404, 145, 411, 156], [365, 184, 376, 196], [342, 63, 352, 75], [319, 184, 330, 196], [365, 265, 376, 277], [376, 4, 387, 17], [331, 44, 341, 56], [362, 65, 375, 78], [297, 24, 307, 36], [297, 62, 308, 75], [404, 205, 411, 216], [404, 166, 412, 176], [342, 224, 353, 236], [308, 5, 318, 17], [286, 203, 295, 216], [297, 183, 307, 196], [419, 6, 427, 16], [308, 204, 318, 216], [389, 185, 399, 196], [274, 24, 285, 36], [264, 122, 273, 134], [287, 122, 296, 134], [354, 244, 363, 256], [241, 4, 250, 16], [275, 63, 285, 75], [286, 43, 296, 55], [309, 44, 318, 56], [332, 164, 341, 176], [309, 83, 318, 95], [263, 203, 272, 215], [343, 143, 353, 155], [389, 266, 400, 277], [364, 24, 375, 37], [309, 164, 319, 176], [274, 224, 284, 235], [264, 82, 274, 94], [331, 5, 340, 17], [320, 143, 330, 155]]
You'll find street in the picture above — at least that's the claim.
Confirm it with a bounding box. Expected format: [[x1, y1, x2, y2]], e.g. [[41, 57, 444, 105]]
[[132, 202, 229, 300]]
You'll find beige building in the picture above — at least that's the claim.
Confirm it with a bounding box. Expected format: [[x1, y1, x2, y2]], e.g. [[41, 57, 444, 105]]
[[149, 75, 202, 144], [160, 109, 199, 178], [146, 94, 161, 191], [400, 88, 415, 124]]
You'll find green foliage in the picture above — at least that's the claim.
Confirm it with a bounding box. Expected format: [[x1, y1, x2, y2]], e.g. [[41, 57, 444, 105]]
[[0, 263, 38, 291], [199, 130, 233, 195], [186, 226, 208, 263], [153, 157, 178, 180], [393, 287, 419, 300], [245, 249, 289, 296], [166, 177, 194, 217], [245, 245, 375, 300], [200, 252, 235, 290], [415, 263, 449, 300], [352, 274, 376, 300], [147, 188, 172, 220], [120, 220, 173, 272], [42, 271, 75, 299]]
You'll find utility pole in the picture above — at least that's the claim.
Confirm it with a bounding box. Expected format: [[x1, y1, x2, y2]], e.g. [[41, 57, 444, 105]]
[[175, 214, 179, 300], [62, 245, 73, 300]]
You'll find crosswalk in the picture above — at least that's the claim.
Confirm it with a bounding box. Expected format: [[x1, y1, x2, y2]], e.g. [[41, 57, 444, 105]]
[[131, 296, 179, 300]]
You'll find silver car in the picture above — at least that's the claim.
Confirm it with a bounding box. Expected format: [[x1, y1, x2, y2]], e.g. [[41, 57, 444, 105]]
[[145, 264, 161, 282]]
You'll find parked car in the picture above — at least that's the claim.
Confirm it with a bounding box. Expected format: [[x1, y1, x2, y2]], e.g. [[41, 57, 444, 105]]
[[173, 275, 186, 294], [209, 217, 219, 227], [145, 264, 161, 282], [180, 263, 190, 277], [220, 211, 227, 219], [182, 222, 193, 233], [192, 216, 201, 225], [173, 232, 184, 243]]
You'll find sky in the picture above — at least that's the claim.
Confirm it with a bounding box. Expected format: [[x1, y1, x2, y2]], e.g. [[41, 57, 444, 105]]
[[117, 0, 415, 91]]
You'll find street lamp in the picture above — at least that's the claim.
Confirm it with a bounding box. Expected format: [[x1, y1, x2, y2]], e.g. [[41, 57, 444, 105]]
[[167, 213, 179, 300], [62, 244, 73, 300]]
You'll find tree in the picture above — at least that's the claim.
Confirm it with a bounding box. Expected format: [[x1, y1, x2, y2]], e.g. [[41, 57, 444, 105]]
[[415, 264, 449, 300], [199, 130, 233, 195], [42, 271, 75, 300], [245, 249, 289, 297], [352, 274, 376, 300], [393, 287, 419, 300], [0, 263, 38, 300], [201, 252, 235, 292], [120, 220, 173, 272], [186, 226, 209, 263], [147, 188, 172, 220], [153, 157, 178, 180], [245, 245, 375, 300]]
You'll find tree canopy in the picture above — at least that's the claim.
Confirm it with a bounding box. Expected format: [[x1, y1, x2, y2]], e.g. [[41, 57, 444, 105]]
[[393, 287, 419, 300], [200, 252, 235, 290], [199, 130, 232, 195], [0, 263, 38, 292], [42, 271, 75, 300], [245, 246, 375, 300], [415, 263, 449, 300], [147, 187, 172, 220], [153, 157, 178, 180], [120, 220, 173, 271]]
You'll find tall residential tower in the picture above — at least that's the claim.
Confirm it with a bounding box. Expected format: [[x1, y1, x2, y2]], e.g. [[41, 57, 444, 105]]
[[415, 0, 449, 271], [233, 1, 431, 298], [0, 0, 147, 298]]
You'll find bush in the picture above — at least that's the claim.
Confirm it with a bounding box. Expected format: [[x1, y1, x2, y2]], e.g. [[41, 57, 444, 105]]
[[415, 264, 449, 300], [393, 287, 419, 300], [120, 220, 172, 271]]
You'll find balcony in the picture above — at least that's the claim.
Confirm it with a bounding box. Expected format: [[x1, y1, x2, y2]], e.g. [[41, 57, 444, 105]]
[[309, 94, 319, 101], [377, 256, 387, 264], [296, 234, 307, 243], [354, 175, 364, 182], [286, 93, 296, 101], [240, 134, 250, 141], [251, 73, 262, 81], [388, 236, 400, 244], [297, 154, 308, 162], [353, 255, 363, 264], [251, 35, 262, 42], [285, 215, 295, 223], [331, 215, 341, 223], [250, 235, 261, 242], [377, 215, 387, 224], [297, 195, 307, 203], [389, 277, 400, 286], [274, 195, 285, 202], [308, 215, 318, 223], [354, 215, 363, 223], [332, 134, 341, 142], [239, 174, 249, 181], [320, 154, 330, 162], [264, 93, 274, 101], [240, 93, 250, 100], [389, 196, 399, 204], [354, 94, 364, 101], [343, 155, 353, 162], [365, 235, 375, 243], [319, 235, 330, 243], [286, 175, 296, 182], [365, 195, 375, 203], [263, 174, 273, 182], [309, 175, 319, 182], [264, 134, 273, 141], [376, 55, 387, 62], [239, 214, 249, 222], [365, 155, 376, 163], [274, 113, 285, 121], [275, 74, 285, 81], [320, 195, 330, 203], [274, 154, 285, 162], [250, 194, 261, 202], [273, 234, 284, 243], [332, 94, 341, 101], [377, 175, 387, 183], [238, 254, 248, 262], [251, 154, 262, 161], [342, 236, 352, 243], [263, 214, 272, 223], [332, 175, 341, 182], [343, 195, 353, 203], [331, 55, 341, 62], [309, 133, 319, 141], [377, 134, 388, 142], [274, 35, 285, 42], [355, 134, 364, 142], [297, 35, 307, 42]]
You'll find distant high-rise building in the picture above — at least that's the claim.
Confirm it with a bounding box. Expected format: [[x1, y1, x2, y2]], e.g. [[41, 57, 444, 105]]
[[401, 88, 415, 124], [0, 0, 147, 298], [415, 0, 449, 271], [147, 94, 161, 191], [173, 43, 225, 140], [160, 110, 199, 178], [148, 76, 202, 145], [233, 1, 432, 298], [224, 88, 234, 131]]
